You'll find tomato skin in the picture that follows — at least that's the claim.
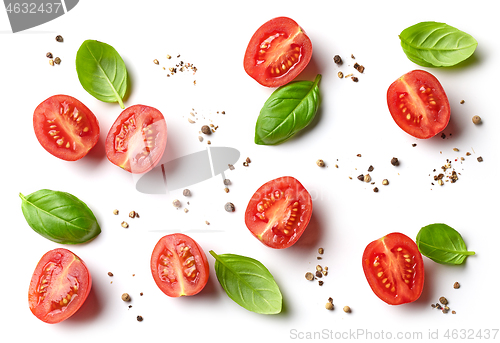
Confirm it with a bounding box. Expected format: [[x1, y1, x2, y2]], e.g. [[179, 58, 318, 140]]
[[28, 248, 92, 324], [244, 17, 313, 87], [387, 70, 450, 139], [362, 232, 424, 305], [245, 176, 312, 249], [33, 95, 100, 161], [105, 104, 167, 174], [150, 234, 209, 297]]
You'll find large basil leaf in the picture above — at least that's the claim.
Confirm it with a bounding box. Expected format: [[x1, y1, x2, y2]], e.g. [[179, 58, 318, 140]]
[[20, 189, 101, 244], [255, 74, 321, 145], [209, 251, 282, 314], [399, 22, 477, 67], [416, 223, 475, 265], [76, 40, 128, 108]]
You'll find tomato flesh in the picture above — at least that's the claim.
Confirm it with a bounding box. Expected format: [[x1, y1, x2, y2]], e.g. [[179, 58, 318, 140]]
[[245, 176, 312, 249], [28, 248, 91, 324], [387, 70, 450, 139], [105, 104, 167, 173], [151, 234, 209, 297], [33, 95, 100, 161], [362, 232, 424, 305], [244, 17, 312, 87]]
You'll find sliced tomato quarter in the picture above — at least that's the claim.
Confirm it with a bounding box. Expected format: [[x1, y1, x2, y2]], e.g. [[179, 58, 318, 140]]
[[387, 70, 450, 139], [105, 104, 167, 174], [245, 176, 312, 249], [244, 17, 313, 87], [362, 232, 425, 305], [28, 248, 92, 324], [150, 233, 209, 297], [33, 95, 100, 161]]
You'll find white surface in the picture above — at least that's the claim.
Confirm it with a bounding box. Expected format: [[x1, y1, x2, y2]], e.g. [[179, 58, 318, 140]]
[[1, 1, 499, 342]]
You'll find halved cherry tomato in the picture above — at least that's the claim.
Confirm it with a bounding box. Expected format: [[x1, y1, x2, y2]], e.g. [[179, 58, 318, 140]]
[[387, 70, 450, 139], [362, 232, 424, 305], [245, 176, 312, 249], [28, 248, 92, 324], [150, 233, 209, 297], [105, 104, 167, 174], [33, 95, 100, 161], [244, 17, 313, 87]]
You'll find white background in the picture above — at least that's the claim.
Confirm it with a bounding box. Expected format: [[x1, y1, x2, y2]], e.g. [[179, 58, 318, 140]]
[[1, 1, 499, 342]]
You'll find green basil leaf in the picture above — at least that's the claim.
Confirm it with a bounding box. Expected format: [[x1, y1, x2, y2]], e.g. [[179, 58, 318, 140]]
[[416, 223, 475, 265], [209, 251, 282, 314], [399, 22, 478, 67], [76, 40, 128, 108], [255, 74, 321, 145], [20, 189, 101, 244]]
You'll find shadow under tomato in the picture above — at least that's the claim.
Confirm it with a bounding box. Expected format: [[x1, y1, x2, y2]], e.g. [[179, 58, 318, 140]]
[[427, 108, 462, 144], [82, 133, 107, 166], [414, 257, 467, 308], [291, 212, 323, 251], [177, 270, 221, 303], [65, 284, 102, 324], [299, 53, 321, 82]]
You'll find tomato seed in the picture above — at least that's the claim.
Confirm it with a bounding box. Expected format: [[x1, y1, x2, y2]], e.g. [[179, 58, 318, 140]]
[[343, 306, 351, 313], [454, 282, 460, 289], [121, 293, 131, 302], [54, 57, 61, 65], [46, 52, 53, 58], [55, 35, 63, 42], [137, 315, 143, 322], [316, 159, 325, 167], [472, 115, 481, 125], [325, 302, 334, 310], [305, 272, 314, 281]]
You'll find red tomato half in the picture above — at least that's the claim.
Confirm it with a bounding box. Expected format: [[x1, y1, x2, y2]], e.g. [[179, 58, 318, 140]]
[[362, 232, 424, 305], [105, 104, 167, 174], [33, 95, 100, 161], [387, 70, 450, 139], [28, 248, 92, 324], [151, 233, 209, 297], [244, 17, 313, 87], [245, 176, 312, 249]]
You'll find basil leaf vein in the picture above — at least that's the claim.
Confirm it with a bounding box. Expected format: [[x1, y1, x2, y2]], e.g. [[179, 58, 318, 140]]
[[255, 74, 321, 145], [210, 251, 282, 314], [20, 189, 101, 244], [416, 223, 475, 265], [399, 21, 477, 67]]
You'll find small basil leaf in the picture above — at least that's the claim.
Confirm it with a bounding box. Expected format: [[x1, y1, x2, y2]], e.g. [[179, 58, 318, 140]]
[[255, 74, 321, 145], [399, 22, 478, 67], [76, 40, 128, 108], [416, 223, 475, 265], [20, 189, 101, 244], [209, 251, 282, 314]]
